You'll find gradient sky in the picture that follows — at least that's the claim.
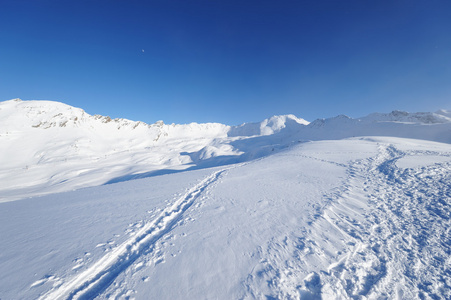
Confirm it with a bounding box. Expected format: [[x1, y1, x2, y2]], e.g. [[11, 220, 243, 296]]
[[1, 0, 450, 125]]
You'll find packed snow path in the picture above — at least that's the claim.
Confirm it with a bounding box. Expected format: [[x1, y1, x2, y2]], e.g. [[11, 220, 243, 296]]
[[1, 138, 450, 299], [244, 142, 451, 299], [355, 145, 451, 299], [40, 168, 229, 300]]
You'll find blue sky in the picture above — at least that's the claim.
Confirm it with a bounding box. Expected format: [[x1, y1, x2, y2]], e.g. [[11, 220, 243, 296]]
[[1, 0, 450, 125]]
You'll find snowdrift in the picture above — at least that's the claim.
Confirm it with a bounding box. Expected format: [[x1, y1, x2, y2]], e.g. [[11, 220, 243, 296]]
[[1, 98, 450, 201], [1, 137, 450, 299], [1, 99, 451, 299]]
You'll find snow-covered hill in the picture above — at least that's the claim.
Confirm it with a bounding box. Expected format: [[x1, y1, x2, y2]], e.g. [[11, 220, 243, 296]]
[[1, 99, 451, 299], [0, 99, 231, 201], [1, 137, 450, 299], [1, 99, 451, 202]]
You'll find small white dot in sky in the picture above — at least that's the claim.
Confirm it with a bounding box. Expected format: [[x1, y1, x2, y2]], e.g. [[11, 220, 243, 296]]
[[142, 49, 145, 53]]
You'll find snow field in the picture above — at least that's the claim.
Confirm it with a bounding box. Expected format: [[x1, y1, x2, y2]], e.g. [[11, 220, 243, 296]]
[[0, 167, 221, 299], [2, 100, 450, 203], [1, 99, 451, 299], [1, 137, 450, 299]]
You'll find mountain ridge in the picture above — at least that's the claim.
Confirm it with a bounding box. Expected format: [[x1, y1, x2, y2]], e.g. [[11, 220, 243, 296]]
[[3, 98, 451, 130], [1, 98, 450, 202]]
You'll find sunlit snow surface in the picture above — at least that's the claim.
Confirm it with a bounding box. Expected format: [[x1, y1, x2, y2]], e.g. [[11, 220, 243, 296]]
[[1, 100, 451, 299]]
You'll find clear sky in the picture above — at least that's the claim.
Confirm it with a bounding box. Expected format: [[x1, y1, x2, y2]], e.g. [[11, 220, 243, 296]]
[[1, 0, 450, 125]]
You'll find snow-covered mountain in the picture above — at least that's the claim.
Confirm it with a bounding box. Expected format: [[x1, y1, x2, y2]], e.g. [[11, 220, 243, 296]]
[[362, 109, 451, 123], [0, 99, 231, 201], [1, 99, 451, 299], [1, 99, 450, 201]]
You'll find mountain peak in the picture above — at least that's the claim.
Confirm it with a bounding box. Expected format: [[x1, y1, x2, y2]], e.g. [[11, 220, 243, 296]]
[[228, 114, 309, 137]]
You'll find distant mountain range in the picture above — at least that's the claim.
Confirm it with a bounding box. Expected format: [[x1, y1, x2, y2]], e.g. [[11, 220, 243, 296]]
[[1, 99, 451, 299], [1, 98, 450, 201]]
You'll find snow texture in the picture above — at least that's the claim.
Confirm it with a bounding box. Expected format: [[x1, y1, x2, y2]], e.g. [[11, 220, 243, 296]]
[[0, 99, 451, 299]]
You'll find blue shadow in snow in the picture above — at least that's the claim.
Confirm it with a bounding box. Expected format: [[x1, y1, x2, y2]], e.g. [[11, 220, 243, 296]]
[[103, 129, 305, 186]]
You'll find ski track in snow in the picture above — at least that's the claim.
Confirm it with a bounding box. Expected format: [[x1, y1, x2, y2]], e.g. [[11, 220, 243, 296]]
[[243, 143, 451, 299], [39, 168, 229, 300]]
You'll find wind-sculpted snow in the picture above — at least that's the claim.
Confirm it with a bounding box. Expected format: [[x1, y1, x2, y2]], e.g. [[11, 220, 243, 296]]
[[227, 114, 309, 137], [1, 99, 451, 299], [303, 113, 451, 143], [1, 99, 451, 202], [0, 137, 450, 299], [241, 139, 451, 299], [0, 99, 230, 201], [39, 168, 229, 300]]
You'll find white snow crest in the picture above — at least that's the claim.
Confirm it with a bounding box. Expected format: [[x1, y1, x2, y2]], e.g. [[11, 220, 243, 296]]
[[0, 99, 451, 299], [228, 114, 309, 137], [1, 99, 450, 203]]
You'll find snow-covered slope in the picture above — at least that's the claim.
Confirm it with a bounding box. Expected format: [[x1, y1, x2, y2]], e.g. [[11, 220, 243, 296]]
[[0, 137, 450, 299], [1, 99, 451, 202], [436, 109, 451, 119], [1, 99, 451, 299], [362, 110, 451, 123], [0, 99, 231, 201], [228, 114, 309, 137], [303, 112, 451, 143]]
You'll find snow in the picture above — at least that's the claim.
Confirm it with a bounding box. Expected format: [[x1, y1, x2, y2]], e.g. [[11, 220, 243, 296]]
[[1, 99, 450, 202], [1, 99, 451, 299], [396, 155, 451, 169], [228, 114, 309, 137], [362, 110, 451, 124], [435, 109, 451, 119], [0, 99, 231, 201]]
